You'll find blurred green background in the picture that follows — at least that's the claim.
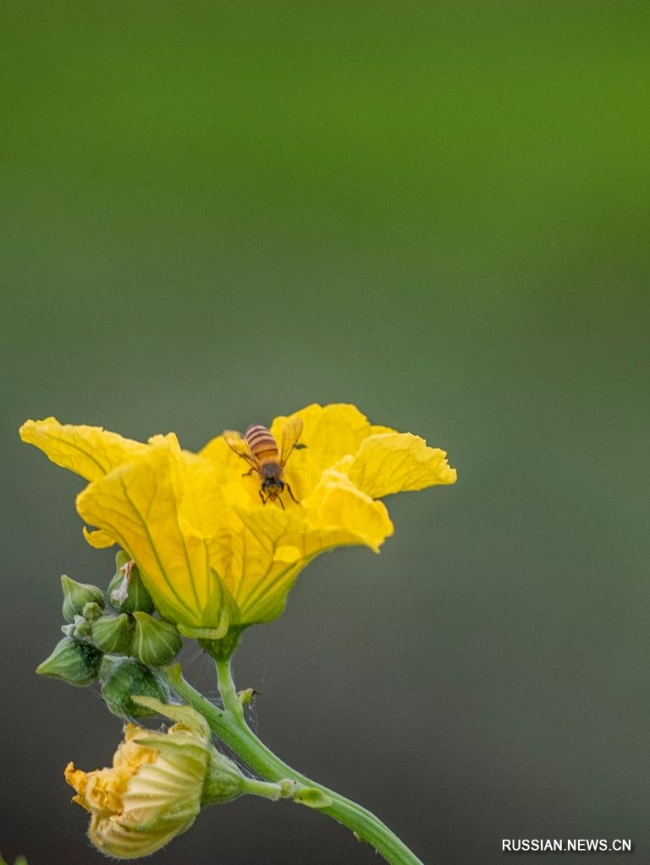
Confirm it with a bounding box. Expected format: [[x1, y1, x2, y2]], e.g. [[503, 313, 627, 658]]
[[2, 3, 649, 863]]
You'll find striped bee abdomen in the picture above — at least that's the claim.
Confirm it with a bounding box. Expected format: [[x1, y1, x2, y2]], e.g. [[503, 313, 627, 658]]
[[245, 425, 279, 461]]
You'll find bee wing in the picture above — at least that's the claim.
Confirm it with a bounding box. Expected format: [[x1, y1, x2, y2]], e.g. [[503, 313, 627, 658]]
[[223, 430, 258, 469], [279, 416, 304, 466]]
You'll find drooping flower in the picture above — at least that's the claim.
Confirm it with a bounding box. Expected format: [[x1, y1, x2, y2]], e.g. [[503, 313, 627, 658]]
[[64, 700, 265, 859], [20, 404, 456, 636]]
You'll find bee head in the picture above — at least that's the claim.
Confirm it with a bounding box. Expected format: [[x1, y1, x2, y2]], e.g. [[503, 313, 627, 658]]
[[261, 477, 285, 497]]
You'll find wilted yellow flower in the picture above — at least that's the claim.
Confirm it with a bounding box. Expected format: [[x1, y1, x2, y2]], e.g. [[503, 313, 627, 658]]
[[20, 404, 456, 636], [65, 698, 284, 858], [65, 708, 212, 859]]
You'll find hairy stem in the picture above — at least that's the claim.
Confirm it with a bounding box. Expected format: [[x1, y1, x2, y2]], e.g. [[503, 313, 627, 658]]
[[161, 663, 424, 865]]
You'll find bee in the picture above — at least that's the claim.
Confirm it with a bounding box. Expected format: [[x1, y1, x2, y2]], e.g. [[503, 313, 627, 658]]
[[223, 416, 304, 508]]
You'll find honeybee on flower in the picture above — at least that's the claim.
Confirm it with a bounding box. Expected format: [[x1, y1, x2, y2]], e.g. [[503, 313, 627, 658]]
[[21, 403, 458, 864], [223, 416, 304, 508], [20, 404, 457, 635]]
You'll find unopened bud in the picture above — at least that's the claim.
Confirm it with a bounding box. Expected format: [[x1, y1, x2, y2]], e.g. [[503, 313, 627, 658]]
[[131, 612, 182, 666], [91, 614, 134, 654], [61, 575, 105, 623], [82, 601, 103, 622], [37, 637, 103, 687], [100, 658, 169, 718], [108, 552, 154, 614], [71, 615, 92, 639]]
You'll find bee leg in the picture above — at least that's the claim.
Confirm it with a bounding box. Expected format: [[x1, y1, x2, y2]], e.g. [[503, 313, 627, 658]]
[[242, 468, 256, 477], [258, 489, 267, 506], [277, 495, 285, 511], [285, 483, 299, 504]]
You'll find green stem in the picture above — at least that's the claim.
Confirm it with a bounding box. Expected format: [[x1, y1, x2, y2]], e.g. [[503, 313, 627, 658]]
[[161, 663, 424, 865]]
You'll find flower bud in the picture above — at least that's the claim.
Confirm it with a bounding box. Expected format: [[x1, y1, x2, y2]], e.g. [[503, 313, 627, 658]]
[[131, 612, 182, 666], [37, 637, 103, 687], [91, 613, 134, 654], [82, 601, 103, 622], [61, 575, 105, 623], [71, 614, 92, 639], [100, 658, 169, 718], [108, 551, 154, 614]]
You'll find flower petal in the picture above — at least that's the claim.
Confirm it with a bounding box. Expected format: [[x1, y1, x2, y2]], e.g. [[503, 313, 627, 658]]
[[268, 403, 397, 500], [20, 418, 148, 482], [302, 468, 394, 552], [76, 442, 228, 630], [83, 527, 117, 549], [206, 467, 394, 625], [197, 436, 264, 510], [22, 405, 457, 633], [208, 507, 302, 624], [344, 432, 458, 498], [66, 719, 211, 860]]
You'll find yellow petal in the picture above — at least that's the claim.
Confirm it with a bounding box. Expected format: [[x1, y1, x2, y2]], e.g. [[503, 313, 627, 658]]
[[67, 721, 210, 860], [268, 403, 395, 500], [177, 451, 231, 534], [83, 527, 116, 549], [275, 544, 302, 563], [199, 434, 274, 511], [211, 471, 393, 624], [20, 418, 147, 482], [22, 406, 458, 632], [199, 404, 399, 506], [206, 466, 394, 625], [76, 442, 224, 629], [302, 469, 394, 553], [208, 507, 302, 623], [344, 433, 458, 498]]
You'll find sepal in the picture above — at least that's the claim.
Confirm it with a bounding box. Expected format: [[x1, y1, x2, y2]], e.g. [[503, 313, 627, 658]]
[[197, 624, 247, 660], [130, 697, 210, 738]]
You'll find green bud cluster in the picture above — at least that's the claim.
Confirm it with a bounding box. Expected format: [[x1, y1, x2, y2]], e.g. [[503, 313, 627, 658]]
[[37, 552, 183, 695], [95, 554, 182, 665]]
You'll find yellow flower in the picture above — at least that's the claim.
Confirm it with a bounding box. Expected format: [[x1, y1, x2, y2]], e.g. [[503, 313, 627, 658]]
[[20, 404, 456, 635], [65, 706, 212, 859]]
